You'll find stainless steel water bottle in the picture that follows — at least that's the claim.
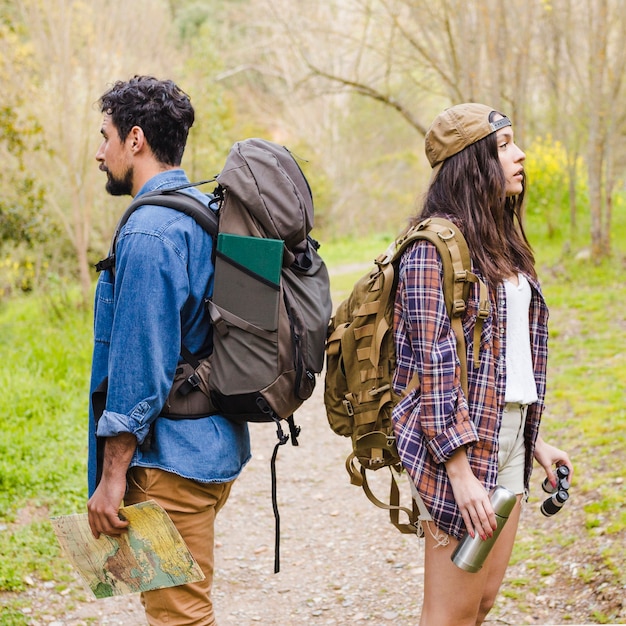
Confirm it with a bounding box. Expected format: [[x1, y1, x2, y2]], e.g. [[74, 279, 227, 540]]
[[451, 485, 517, 573]]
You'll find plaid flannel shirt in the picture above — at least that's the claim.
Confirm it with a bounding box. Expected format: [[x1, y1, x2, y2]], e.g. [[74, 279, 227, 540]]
[[392, 240, 548, 539]]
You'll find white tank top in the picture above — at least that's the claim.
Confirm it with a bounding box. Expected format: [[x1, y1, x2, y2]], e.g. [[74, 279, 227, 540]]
[[504, 274, 538, 405]]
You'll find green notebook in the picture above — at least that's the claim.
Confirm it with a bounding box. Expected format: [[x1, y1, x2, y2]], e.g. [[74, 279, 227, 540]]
[[216, 233, 283, 285]]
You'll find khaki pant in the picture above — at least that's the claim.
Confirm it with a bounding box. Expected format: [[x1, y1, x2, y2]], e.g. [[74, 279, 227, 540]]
[[125, 467, 234, 626]]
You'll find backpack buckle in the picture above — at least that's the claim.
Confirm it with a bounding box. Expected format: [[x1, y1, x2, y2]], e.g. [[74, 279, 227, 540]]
[[454, 269, 469, 283], [355, 431, 399, 468], [94, 254, 115, 273], [478, 300, 491, 319], [179, 372, 201, 396], [342, 399, 355, 416], [452, 299, 466, 316]]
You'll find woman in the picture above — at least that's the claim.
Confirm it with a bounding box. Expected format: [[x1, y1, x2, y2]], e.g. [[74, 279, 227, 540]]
[[392, 103, 573, 625]]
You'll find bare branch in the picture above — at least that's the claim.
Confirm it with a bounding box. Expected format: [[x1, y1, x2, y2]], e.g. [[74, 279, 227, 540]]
[[302, 57, 428, 135]]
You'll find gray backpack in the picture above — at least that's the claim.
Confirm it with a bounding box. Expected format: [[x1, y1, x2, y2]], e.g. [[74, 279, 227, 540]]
[[96, 139, 332, 570]]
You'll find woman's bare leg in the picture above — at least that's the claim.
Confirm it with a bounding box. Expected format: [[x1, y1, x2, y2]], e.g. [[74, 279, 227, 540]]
[[419, 496, 522, 626], [420, 525, 488, 626], [476, 496, 522, 624]]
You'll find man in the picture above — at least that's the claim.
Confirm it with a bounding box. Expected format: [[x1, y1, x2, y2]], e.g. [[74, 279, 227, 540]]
[[87, 75, 250, 625]]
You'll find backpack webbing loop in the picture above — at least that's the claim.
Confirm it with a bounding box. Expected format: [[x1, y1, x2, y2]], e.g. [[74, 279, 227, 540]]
[[359, 464, 421, 535], [270, 430, 286, 574], [269, 414, 300, 574]]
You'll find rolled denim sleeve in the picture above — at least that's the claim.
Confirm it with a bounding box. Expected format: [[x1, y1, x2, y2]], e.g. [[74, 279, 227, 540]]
[[96, 404, 150, 441]]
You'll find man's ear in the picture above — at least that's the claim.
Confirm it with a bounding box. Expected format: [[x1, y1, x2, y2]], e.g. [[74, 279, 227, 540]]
[[127, 126, 145, 153]]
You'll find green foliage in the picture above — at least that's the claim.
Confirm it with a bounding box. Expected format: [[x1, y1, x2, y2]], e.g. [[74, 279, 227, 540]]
[[0, 17, 48, 250], [0, 294, 91, 515], [0, 24, 58, 295], [0, 252, 40, 297], [524, 134, 588, 242], [0, 607, 30, 626], [321, 231, 398, 305], [540, 254, 626, 508], [0, 292, 91, 590], [321, 231, 396, 268], [174, 2, 241, 181], [0, 107, 48, 252], [315, 93, 423, 239], [590, 612, 614, 624]]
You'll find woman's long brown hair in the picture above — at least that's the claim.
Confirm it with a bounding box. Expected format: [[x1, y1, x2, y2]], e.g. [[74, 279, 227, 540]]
[[411, 129, 536, 287]]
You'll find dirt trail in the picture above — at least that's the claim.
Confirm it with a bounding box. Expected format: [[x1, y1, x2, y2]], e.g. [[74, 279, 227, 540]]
[[15, 380, 624, 625]]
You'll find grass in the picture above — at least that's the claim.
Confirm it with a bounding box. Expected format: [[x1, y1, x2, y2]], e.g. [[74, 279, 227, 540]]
[[493, 211, 626, 622], [0, 292, 91, 594], [0, 206, 624, 622]]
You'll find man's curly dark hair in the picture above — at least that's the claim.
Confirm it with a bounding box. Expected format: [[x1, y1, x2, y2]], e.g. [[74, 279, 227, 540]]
[[99, 75, 194, 166]]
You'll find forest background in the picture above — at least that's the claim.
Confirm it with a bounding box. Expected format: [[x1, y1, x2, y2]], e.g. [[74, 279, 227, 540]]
[[0, 0, 625, 624], [2, 0, 626, 301]]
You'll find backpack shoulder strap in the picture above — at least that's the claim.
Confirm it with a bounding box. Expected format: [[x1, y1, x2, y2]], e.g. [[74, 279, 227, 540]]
[[392, 217, 490, 398], [95, 190, 218, 274]]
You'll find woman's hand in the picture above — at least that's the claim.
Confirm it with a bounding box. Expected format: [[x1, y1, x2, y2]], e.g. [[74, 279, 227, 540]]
[[533, 435, 573, 489], [445, 448, 497, 540]]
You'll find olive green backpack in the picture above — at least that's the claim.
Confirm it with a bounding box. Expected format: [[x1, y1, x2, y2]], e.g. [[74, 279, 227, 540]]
[[324, 217, 489, 534]]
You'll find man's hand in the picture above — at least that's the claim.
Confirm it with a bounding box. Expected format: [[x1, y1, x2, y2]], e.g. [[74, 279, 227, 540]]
[[87, 432, 137, 539]]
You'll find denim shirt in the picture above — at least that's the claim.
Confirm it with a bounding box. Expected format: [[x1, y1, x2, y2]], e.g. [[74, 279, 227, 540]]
[[87, 169, 251, 495]]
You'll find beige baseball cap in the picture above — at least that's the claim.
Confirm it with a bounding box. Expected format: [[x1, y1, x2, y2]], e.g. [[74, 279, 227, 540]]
[[425, 103, 511, 174]]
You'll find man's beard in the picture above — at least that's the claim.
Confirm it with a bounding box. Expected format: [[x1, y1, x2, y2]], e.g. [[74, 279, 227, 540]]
[[105, 166, 134, 196]]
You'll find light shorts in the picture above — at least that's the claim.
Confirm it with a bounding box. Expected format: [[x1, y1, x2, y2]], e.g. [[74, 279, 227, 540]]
[[496, 402, 528, 495], [409, 403, 528, 522]]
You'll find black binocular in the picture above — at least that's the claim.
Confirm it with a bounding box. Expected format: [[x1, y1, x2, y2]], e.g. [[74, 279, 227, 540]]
[[540, 465, 570, 517]]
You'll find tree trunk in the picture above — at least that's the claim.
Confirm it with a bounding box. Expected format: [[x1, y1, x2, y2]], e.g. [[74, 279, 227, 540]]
[[587, 0, 609, 261]]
